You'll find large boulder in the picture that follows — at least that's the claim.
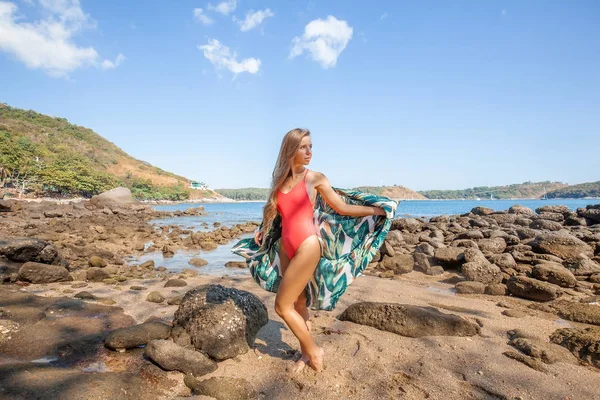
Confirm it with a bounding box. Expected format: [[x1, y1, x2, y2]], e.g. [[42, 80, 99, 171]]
[[18, 262, 71, 284], [433, 247, 464, 268], [471, 206, 494, 216], [530, 232, 594, 262], [391, 218, 422, 233], [531, 262, 577, 288], [509, 205, 534, 216], [462, 262, 503, 284], [338, 302, 479, 337], [579, 208, 600, 223], [476, 238, 507, 254], [86, 187, 136, 210], [506, 276, 562, 302], [0, 238, 62, 265], [529, 219, 563, 231], [172, 285, 268, 361], [535, 205, 570, 215], [144, 339, 217, 376], [550, 327, 600, 368]]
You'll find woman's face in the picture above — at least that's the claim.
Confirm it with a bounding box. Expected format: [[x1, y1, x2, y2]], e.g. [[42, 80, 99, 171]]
[[294, 136, 312, 166]]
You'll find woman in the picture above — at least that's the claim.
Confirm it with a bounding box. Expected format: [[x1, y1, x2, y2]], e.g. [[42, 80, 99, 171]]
[[233, 128, 397, 373]]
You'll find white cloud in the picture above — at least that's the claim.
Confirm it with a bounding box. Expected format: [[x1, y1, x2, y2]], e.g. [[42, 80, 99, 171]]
[[0, 0, 123, 77], [101, 52, 125, 69], [235, 8, 274, 32], [380, 12, 388, 20], [289, 15, 353, 69], [193, 8, 213, 25], [198, 38, 260, 75], [207, 0, 236, 16]]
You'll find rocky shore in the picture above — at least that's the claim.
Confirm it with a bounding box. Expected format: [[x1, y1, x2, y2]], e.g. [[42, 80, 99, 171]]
[[1, 191, 599, 399]]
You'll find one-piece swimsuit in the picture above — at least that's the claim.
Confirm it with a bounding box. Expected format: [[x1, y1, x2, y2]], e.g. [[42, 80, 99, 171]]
[[277, 169, 317, 259]]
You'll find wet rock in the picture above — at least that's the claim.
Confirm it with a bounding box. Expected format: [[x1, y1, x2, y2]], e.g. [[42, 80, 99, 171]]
[[104, 321, 171, 351], [531, 263, 577, 288], [225, 261, 245, 268], [147, 291, 165, 303], [172, 284, 268, 361], [140, 260, 155, 270], [550, 327, 600, 368], [379, 254, 413, 274], [88, 256, 107, 268], [164, 279, 187, 288], [530, 232, 594, 262], [507, 276, 562, 302], [184, 376, 256, 400], [145, 339, 217, 376], [18, 262, 71, 284], [338, 302, 480, 337], [455, 281, 485, 294], [189, 257, 208, 267], [551, 300, 600, 326], [74, 291, 97, 300], [86, 268, 110, 282]]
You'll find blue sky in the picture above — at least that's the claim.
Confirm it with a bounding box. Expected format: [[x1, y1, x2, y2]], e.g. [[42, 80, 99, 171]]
[[1, 0, 598, 190]]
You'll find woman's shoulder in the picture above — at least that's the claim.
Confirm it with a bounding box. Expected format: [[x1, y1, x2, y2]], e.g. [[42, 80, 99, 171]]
[[307, 169, 330, 187]]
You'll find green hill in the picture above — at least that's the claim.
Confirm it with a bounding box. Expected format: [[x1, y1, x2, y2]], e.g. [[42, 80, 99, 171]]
[[418, 181, 568, 200], [545, 181, 600, 199], [0, 103, 213, 200]]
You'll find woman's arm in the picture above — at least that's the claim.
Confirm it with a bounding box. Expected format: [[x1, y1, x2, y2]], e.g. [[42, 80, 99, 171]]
[[314, 172, 386, 217]]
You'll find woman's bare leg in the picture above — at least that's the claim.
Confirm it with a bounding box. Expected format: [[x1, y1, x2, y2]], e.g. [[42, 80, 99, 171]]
[[275, 236, 324, 372]]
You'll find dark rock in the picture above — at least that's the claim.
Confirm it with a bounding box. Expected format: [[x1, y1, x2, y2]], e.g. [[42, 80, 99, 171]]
[[145, 339, 217, 376], [167, 295, 184, 305], [414, 242, 434, 257], [104, 321, 171, 350], [225, 261, 246, 268], [456, 230, 485, 240], [507, 276, 562, 302], [337, 302, 480, 337], [0, 237, 61, 264], [455, 281, 485, 294], [531, 263, 577, 288], [515, 227, 538, 240], [580, 208, 600, 223], [380, 241, 395, 257], [391, 218, 422, 233], [515, 217, 533, 227], [184, 376, 256, 400], [172, 284, 268, 361], [74, 291, 97, 300], [533, 212, 565, 222], [0, 200, 13, 212], [550, 327, 600, 368], [18, 262, 71, 284], [164, 279, 187, 288], [536, 205, 570, 215]]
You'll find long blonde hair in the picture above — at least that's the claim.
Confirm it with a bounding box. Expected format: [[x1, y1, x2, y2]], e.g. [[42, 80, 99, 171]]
[[261, 128, 310, 236]]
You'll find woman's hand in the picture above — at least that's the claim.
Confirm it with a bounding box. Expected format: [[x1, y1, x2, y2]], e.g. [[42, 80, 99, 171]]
[[254, 230, 263, 246]]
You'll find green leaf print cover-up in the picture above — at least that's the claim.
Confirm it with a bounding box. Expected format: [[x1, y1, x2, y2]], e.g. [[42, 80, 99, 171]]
[[231, 188, 399, 311]]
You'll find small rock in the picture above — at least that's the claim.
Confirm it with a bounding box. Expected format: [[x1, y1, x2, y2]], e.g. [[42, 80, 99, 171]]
[[88, 256, 107, 268], [485, 283, 508, 296], [455, 281, 485, 294], [188, 257, 208, 267], [139, 260, 155, 270], [104, 321, 171, 350], [18, 262, 71, 284], [145, 339, 217, 377], [74, 291, 97, 300], [86, 268, 109, 282], [507, 276, 562, 302], [130, 286, 147, 291], [502, 309, 529, 318], [167, 295, 184, 305], [147, 291, 165, 303], [184, 376, 257, 399], [225, 261, 246, 269], [164, 279, 187, 288]]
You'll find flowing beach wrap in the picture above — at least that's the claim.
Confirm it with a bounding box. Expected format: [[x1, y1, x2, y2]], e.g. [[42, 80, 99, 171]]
[[231, 188, 399, 311]]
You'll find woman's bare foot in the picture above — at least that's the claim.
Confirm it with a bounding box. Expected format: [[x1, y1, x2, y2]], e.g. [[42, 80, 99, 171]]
[[291, 352, 310, 373], [308, 347, 325, 372]]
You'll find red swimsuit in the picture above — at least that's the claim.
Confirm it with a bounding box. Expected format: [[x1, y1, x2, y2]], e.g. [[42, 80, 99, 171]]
[[277, 169, 317, 259]]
